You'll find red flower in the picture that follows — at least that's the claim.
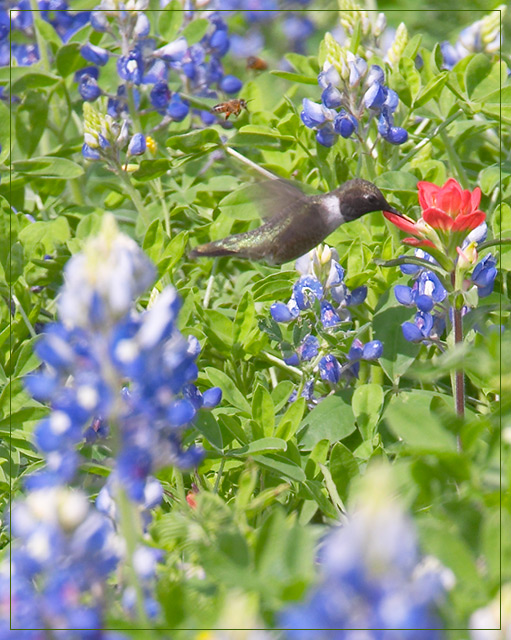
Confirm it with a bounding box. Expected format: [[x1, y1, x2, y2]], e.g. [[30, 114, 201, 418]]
[[384, 179, 486, 250], [417, 178, 485, 232]]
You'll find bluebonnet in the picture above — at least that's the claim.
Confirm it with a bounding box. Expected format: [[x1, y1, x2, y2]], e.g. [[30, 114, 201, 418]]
[[78, 6, 245, 132], [24, 215, 222, 498], [1, 487, 125, 637], [280, 466, 452, 638], [440, 6, 504, 70], [0, 0, 91, 70], [266, 245, 382, 394], [471, 254, 497, 298], [301, 35, 408, 147]]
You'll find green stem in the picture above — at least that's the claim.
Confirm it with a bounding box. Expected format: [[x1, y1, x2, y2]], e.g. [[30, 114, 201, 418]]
[[119, 170, 151, 227], [152, 179, 171, 237], [395, 109, 464, 171], [116, 486, 151, 626], [213, 458, 225, 494], [12, 294, 36, 338], [174, 468, 187, 506], [28, 0, 62, 130], [439, 129, 469, 188], [261, 351, 303, 377], [453, 304, 465, 421], [127, 83, 142, 134], [224, 146, 278, 180]]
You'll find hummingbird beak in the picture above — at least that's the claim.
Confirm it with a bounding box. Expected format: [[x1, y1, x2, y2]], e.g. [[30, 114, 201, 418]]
[[383, 204, 408, 220]]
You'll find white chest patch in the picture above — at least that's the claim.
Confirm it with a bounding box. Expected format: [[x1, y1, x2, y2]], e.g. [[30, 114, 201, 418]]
[[321, 195, 343, 231]]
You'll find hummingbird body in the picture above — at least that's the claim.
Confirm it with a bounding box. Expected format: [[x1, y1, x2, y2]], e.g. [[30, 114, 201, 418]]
[[189, 178, 401, 265]]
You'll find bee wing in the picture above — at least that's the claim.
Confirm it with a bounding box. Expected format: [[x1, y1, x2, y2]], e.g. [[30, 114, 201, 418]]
[[252, 179, 313, 221]]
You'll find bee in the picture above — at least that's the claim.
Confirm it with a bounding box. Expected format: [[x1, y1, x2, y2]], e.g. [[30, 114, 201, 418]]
[[246, 55, 268, 71], [212, 98, 249, 120]]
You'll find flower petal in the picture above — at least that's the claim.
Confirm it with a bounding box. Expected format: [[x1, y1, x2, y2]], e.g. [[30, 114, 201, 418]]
[[470, 186, 481, 212], [437, 180, 462, 215], [402, 237, 436, 248], [417, 181, 439, 211], [422, 207, 454, 231], [383, 211, 419, 234], [452, 211, 486, 232]]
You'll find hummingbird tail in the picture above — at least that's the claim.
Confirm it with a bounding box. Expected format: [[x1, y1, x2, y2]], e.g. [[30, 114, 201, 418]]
[[189, 240, 244, 260]]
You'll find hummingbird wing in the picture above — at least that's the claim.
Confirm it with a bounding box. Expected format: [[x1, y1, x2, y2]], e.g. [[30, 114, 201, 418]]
[[252, 179, 314, 221]]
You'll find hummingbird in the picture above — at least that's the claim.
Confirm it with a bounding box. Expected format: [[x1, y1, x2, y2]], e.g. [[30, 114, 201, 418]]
[[189, 178, 404, 265]]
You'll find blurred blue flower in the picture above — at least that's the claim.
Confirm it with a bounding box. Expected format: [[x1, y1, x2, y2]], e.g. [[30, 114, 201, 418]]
[[471, 253, 497, 298], [280, 467, 450, 637], [127, 133, 147, 156]]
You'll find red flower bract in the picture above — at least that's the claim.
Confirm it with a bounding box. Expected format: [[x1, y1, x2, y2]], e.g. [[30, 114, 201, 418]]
[[418, 178, 485, 232]]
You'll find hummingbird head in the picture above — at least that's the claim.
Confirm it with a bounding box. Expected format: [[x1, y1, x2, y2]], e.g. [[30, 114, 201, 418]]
[[338, 178, 403, 222]]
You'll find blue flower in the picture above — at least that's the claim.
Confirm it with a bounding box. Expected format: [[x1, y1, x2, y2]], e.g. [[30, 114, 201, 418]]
[[167, 94, 189, 121], [471, 254, 497, 297], [297, 335, 319, 362], [320, 300, 341, 328], [117, 50, 144, 84], [387, 126, 409, 144], [271, 301, 296, 323], [363, 82, 386, 110], [280, 467, 449, 636], [315, 123, 337, 147], [293, 275, 324, 310], [78, 74, 101, 102], [321, 84, 342, 109], [150, 82, 171, 110], [220, 74, 242, 94], [80, 43, 109, 66], [318, 354, 341, 384], [333, 110, 358, 138], [362, 340, 383, 360], [127, 133, 147, 156]]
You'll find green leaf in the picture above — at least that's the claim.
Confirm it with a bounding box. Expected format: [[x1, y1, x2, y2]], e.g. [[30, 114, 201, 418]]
[[13, 337, 40, 378], [204, 367, 251, 414], [329, 442, 359, 501], [233, 290, 256, 346], [34, 17, 60, 45], [56, 42, 84, 77], [158, 2, 183, 42], [352, 383, 384, 440], [7, 242, 24, 284], [16, 91, 48, 157], [372, 291, 418, 382], [270, 70, 318, 85], [252, 454, 305, 482], [275, 397, 306, 440], [166, 128, 220, 152], [156, 230, 188, 274], [13, 157, 84, 179], [271, 380, 294, 412], [375, 171, 418, 193], [479, 164, 501, 195], [398, 58, 421, 102], [10, 72, 60, 94], [181, 18, 209, 45], [252, 271, 296, 302], [252, 384, 275, 437], [133, 159, 173, 181], [384, 390, 457, 452], [229, 437, 287, 456], [403, 33, 422, 60], [299, 392, 356, 449], [18, 217, 71, 255], [465, 53, 492, 99], [413, 72, 448, 108], [304, 480, 338, 519], [194, 410, 223, 450]]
